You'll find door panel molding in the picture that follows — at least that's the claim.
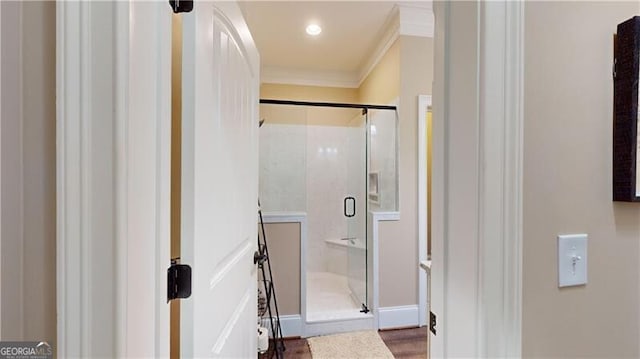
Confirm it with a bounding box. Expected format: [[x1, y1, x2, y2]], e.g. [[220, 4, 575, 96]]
[[212, 286, 253, 355], [209, 238, 253, 291]]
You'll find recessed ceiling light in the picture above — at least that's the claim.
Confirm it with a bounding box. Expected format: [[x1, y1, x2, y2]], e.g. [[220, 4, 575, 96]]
[[306, 24, 322, 36]]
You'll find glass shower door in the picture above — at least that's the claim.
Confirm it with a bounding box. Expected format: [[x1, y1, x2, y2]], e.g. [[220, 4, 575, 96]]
[[345, 109, 368, 312]]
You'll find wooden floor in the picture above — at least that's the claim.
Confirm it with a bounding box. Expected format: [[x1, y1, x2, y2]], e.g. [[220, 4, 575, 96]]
[[261, 327, 428, 359]]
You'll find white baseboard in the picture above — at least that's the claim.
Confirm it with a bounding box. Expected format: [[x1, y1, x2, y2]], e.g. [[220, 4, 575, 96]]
[[262, 306, 420, 338], [377, 305, 420, 329], [261, 314, 302, 338]]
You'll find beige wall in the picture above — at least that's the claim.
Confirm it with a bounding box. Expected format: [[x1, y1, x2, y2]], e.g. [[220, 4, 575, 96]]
[[358, 40, 400, 105], [260, 223, 301, 315], [1, 1, 56, 344], [261, 83, 359, 103], [260, 83, 362, 126], [523, 2, 640, 357], [381, 35, 433, 307]]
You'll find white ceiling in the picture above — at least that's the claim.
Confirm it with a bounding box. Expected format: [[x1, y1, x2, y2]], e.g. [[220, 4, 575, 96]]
[[238, 1, 398, 73]]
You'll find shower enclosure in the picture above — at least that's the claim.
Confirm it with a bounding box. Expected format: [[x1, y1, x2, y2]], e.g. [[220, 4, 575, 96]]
[[259, 99, 397, 333]]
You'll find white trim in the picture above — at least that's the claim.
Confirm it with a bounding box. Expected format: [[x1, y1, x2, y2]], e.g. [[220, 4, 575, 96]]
[[369, 211, 400, 221], [79, 3, 92, 350], [417, 95, 432, 328], [56, 2, 88, 354], [123, 3, 171, 356], [476, 2, 523, 357], [261, 315, 303, 338], [280, 315, 303, 338], [262, 66, 359, 89], [370, 211, 400, 331], [378, 305, 420, 330], [398, 6, 435, 38], [359, 4, 434, 87], [261, 211, 307, 224], [260, 212, 309, 337], [357, 7, 400, 88], [113, 2, 129, 355], [429, 2, 445, 356], [57, 2, 171, 357], [430, 1, 524, 357]]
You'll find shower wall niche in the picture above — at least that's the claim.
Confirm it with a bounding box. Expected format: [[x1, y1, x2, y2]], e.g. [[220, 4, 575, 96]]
[[259, 101, 397, 328]]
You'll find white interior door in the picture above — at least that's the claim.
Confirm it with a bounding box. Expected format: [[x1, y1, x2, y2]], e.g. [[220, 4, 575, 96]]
[[180, 1, 260, 357]]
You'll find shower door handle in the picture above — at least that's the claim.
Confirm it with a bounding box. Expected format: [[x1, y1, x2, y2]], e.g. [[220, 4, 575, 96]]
[[344, 196, 356, 218]]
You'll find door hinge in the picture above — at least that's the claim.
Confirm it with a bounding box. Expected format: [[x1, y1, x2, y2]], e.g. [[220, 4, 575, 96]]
[[430, 311, 437, 335], [169, 0, 193, 13], [168, 259, 192, 302]]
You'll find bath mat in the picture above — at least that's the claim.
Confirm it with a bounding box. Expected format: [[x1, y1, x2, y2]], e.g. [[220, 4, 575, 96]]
[[307, 330, 394, 359]]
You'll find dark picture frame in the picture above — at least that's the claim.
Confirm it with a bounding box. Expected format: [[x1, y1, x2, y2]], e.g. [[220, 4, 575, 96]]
[[613, 16, 640, 201]]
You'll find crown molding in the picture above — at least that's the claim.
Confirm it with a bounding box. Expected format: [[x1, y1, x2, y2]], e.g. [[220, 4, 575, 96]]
[[357, 5, 401, 87], [260, 3, 434, 89], [399, 5, 434, 38], [261, 66, 360, 88], [357, 4, 433, 86]]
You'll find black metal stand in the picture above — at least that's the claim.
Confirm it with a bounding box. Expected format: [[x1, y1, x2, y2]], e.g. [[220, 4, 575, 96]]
[[257, 200, 285, 359]]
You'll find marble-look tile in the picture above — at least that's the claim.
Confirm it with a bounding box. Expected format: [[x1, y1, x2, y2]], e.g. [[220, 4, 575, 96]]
[[259, 124, 307, 212]]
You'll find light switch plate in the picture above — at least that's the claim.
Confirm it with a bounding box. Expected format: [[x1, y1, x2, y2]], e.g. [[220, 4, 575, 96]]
[[558, 234, 588, 287]]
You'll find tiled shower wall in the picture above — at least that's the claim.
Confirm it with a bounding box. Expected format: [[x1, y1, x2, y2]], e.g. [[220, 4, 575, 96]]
[[259, 124, 364, 274]]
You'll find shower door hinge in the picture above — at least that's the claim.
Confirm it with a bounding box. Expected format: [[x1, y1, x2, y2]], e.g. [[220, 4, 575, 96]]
[[430, 311, 437, 335], [362, 108, 368, 116], [167, 258, 192, 302], [360, 304, 370, 314]]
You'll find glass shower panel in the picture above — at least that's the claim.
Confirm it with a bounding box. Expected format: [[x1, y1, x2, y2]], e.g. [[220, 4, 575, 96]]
[[258, 104, 307, 212], [346, 109, 368, 311], [368, 109, 399, 212]]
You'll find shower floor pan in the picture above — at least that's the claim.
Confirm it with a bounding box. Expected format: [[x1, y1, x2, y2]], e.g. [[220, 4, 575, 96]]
[[306, 271, 367, 322]]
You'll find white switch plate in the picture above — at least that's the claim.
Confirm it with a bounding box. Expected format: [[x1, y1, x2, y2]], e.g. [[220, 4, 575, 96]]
[[558, 234, 588, 287]]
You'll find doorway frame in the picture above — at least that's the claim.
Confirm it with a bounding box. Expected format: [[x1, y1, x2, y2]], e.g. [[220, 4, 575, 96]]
[[56, 2, 171, 356], [417, 94, 431, 328], [430, 1, 524, 357]]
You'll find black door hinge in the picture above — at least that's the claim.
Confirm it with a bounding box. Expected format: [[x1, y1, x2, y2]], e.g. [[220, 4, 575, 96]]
[[168, 259, 192, 302], [430, 311, 437, 335], [169, 0, 193, 13], [360, 303, 370, 314]]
